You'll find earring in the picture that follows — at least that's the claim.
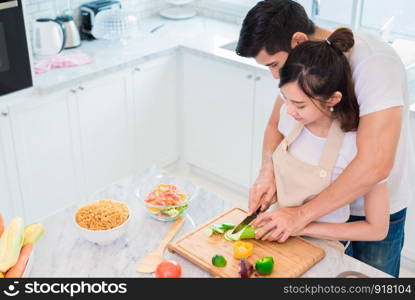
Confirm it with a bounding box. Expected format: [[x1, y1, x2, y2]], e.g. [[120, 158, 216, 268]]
[[330, 106, 334, 112]]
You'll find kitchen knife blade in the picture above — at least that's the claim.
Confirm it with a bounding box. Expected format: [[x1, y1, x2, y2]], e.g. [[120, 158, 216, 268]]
[[231, 207, 261, 234], [150, 24, 165, 33]]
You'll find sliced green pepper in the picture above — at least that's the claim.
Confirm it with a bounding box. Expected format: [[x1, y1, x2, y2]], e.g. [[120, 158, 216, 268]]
[[208, 223, 235, 236], [219, 223, 235, 230], [255, 257, 274, 275], [224, 225, 257, 241], [212, 254, 227, 267]]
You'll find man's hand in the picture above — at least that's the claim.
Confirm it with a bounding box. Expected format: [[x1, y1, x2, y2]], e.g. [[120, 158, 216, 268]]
[[252, 206, 308, 243], [248, 170, 277, 215]]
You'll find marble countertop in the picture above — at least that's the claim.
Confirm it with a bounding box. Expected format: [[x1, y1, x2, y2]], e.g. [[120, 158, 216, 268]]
[[33, 16, 266, 95], [28, 174, 391, 278]]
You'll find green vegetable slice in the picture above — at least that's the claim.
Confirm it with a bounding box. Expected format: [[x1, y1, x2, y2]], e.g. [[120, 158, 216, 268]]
[[219, 223, 235, 230], [212, 254, 227, 267], [160, 205, 188, 217], [224, 230, 236, 241], [255, 257, 274, 275], [207, 223, 235, 236], [224, 225, 257, 241]]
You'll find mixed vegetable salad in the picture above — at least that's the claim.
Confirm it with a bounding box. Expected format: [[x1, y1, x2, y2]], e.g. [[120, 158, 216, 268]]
[[144, 184, 189, 220]]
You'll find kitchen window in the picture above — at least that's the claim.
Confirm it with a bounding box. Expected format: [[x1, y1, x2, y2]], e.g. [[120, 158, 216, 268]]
[[311, 0, 415, 39], [216, 0, 415, 39], [361, 0, 415, 39], [206, 0, 261, 16]]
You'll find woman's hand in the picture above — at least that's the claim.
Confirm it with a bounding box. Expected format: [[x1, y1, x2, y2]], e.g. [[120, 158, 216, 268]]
[[248, 169, 277, 215]]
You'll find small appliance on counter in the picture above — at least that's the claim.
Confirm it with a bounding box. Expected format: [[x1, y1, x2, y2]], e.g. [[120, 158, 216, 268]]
[[80, 0, 122, 40], [92, 9, 141, 41], [33, 18, 66, 57], [56, 14, 81, 49]]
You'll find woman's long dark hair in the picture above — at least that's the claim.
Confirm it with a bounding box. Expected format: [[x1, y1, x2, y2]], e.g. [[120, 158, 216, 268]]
[[279, 28, 359, 132]]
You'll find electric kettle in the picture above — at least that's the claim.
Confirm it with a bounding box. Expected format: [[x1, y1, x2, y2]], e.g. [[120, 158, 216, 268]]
[[56, 14, 81, 49], [33, 18, 66, 57]]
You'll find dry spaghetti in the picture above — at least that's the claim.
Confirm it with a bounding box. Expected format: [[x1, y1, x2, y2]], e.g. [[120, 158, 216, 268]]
[[75, 200, 129, 231]]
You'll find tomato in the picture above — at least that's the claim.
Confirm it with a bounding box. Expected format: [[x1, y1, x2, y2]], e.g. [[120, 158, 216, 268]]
[[145, 184, 187, 208], [155, 260, 182, 278]]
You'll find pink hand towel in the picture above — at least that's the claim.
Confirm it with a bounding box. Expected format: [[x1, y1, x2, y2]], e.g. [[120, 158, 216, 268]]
[[34, 53, 94, 74]]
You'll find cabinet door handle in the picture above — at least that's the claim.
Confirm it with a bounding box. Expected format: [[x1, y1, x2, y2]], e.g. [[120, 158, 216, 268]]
[[134, 67, 141, 72], [70, 88, 78, 94], [247, 74, 253, 79], [78, 86, 85, 91], [255, 76, 261, 81], [1, 112, 8, 117]]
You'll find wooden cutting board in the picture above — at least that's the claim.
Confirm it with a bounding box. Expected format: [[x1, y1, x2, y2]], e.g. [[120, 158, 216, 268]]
[[168, 207, 325, 278]]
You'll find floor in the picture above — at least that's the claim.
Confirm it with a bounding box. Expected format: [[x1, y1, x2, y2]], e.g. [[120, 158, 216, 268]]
[[170, 165, 415, 278]]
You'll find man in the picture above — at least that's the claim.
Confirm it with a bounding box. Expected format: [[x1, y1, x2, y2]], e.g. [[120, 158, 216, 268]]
[[236, 0, 414, 277]]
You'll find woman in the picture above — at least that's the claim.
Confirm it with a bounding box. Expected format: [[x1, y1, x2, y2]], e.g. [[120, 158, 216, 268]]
[[257, 28, 389, 246]]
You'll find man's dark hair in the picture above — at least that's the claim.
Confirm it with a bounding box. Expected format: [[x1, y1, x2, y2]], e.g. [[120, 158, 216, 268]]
[[236, 0, 316, 58]]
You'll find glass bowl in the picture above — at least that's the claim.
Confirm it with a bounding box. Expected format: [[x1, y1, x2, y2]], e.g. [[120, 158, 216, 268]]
[[135, 168, 199, 222]]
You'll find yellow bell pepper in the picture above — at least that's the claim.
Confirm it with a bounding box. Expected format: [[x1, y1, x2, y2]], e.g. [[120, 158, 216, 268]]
[[233, 241, 254, 259]]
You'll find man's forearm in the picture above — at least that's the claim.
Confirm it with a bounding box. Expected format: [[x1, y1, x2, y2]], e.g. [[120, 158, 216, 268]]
[[260, 125, 283, 173], [300, 155, 378, 224], [299, 107, 402, 225], [260, 96, 285, 174]]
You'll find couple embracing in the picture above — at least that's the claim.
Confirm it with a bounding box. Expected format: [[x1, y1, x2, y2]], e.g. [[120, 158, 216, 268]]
[[237, 0, 414, 277]]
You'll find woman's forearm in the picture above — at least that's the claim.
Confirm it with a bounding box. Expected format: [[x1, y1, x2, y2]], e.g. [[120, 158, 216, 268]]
[[301, 220, 388, 241]]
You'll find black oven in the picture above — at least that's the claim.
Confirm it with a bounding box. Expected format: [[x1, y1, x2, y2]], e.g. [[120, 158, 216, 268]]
[[0, 0, 32, 97]]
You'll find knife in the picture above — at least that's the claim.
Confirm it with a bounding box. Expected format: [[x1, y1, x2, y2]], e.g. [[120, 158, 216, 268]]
[[231, 207, 261, 234], [150, 24, 165, 33]]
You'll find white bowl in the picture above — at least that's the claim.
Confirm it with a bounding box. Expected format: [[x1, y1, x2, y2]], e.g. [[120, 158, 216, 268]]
[[73, 202, 131, 246]]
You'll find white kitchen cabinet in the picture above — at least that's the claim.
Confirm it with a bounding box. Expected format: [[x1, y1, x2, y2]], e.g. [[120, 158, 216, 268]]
[[251, 73, 280, 184], [182, 53, 256, 189], [0, 125, 13, 222], [131, 55, 179, 172], [7, 91, 81, 223], [72, 70, 137, 197], [0, 104, 24, 224]]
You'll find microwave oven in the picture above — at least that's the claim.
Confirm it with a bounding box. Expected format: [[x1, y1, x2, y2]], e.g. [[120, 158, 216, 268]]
[[0, 0, 32, 97]]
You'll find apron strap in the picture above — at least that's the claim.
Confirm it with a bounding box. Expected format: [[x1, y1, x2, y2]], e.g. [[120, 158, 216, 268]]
[[318, 120, 346, 170], [285, 122, 304, 148]]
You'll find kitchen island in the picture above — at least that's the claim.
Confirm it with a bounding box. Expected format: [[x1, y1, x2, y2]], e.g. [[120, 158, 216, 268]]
[[29, 173, 391, 278]]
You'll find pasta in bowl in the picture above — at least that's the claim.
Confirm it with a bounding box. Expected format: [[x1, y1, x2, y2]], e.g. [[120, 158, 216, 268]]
[[74, 199, 131, 245]]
